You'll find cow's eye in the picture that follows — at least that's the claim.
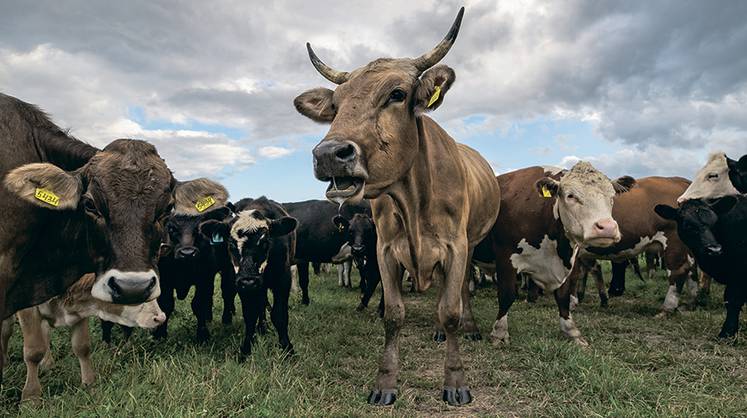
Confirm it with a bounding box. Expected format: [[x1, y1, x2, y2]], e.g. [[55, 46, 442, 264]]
[[707, 173, 718, 180], [83, 197, 99, 216], [388, 89, 406, 103]]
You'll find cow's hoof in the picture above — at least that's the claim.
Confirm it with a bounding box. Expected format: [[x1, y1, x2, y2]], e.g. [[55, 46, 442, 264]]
[[368, 389, 397, 406], [152, 328, 167, 340], [608, 288, 624, 297], [432, 330, 446, 343], [302, 297, 310, 306], [222, 313, 232, 325], [442, 386, 472, 406], [463, 332, 482, 341], [355, 304, 366, 312], [573, 337, 589, 348], [257, 323, 268, 336], [196, 328, 210, 343], [655, 310, 675, 319], [718, 328, 737, 340], [600, 298, 609, 308]]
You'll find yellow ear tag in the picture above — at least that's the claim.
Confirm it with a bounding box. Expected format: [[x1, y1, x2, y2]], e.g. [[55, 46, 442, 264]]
[[541, 186, 552, 198], [34, 188, 60, 207], [427, 85, 442, 108], [195, 196, 216, 213]]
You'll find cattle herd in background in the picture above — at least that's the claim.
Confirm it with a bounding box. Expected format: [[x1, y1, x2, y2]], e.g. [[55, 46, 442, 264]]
[[0, 6, 745, 409]]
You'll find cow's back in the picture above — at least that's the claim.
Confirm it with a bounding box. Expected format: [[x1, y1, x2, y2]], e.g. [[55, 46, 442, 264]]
[[607, 176, 690, 250]]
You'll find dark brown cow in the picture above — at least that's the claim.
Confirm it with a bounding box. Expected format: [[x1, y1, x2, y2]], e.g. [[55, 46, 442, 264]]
[[295, 8, 500, 406], [0, 93, 212, 380], [474, 165, 633, 346]]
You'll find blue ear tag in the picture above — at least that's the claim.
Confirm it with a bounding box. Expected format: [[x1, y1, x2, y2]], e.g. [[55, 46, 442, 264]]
[[211, 232, 224, 245]]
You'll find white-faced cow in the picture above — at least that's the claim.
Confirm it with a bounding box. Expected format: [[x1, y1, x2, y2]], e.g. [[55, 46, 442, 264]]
[[474, 164, 632, 347], [1, 273, 166, 401], [200, 197, 297, 358], [678, 152, 747, 202], [295, 8, 500, 406], [0, 94, 213, 381]]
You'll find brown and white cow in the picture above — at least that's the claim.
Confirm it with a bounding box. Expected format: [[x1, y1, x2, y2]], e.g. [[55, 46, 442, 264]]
[[474, 164, 633, 346], [295, 8, 500, 406], [0, 93, 215, 379], [1, 273, 165, 401]]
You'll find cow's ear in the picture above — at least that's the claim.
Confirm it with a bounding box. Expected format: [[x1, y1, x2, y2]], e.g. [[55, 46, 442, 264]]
[[654, 204, 679, 221], [415, 65, 456, 112], [709, 195, 737, 215], [269, 216, 297, 237], [3, 163, 82, 210], [294, 88, 336, 123], [613, 176, 636, 194], [333, 215, 349, 232], [199, 219, 230, 240], [535, 177, 560, 198], [728, 154, 747, 172]]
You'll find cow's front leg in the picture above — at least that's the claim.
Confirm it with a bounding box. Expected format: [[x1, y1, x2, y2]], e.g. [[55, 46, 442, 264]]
[[270, 274, 294, 355], [192, 279, 213, 343], [71, 320, 95, 386], [220, 265, 237, 324], [555, 278, 588, 346], [368, 257, 404, 406], [153, 286, 175, 340], [592, 262, 608, 308], [238, 290, 263, 359], [17, 308, 47, 402], [298, 262, 311, 305], [490, 250, 517, 346], [440, 250, 472, 406], [718, 284, 745, 339]]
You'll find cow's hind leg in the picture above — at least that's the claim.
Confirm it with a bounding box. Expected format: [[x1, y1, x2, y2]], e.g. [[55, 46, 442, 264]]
[[192, 278, 213, 343], [657, 241, 692, 316], [592, 262, 608, 308], [439, 250, 472, 406], [71, 320, 95, 386], [298, 262, 311, 305], [1, 317, 14, 368], [17, 308, 47, 402], [718, 283, 745, 339], [461, 251, 481, 341], [490, 251, 516, 346], [368, 258, 404, 406]]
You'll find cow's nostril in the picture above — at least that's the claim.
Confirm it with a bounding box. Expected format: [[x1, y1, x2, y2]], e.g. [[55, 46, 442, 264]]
[[107, 277, 121, 292], [146, 276, 157, 291], [335, 143, 356, 161]]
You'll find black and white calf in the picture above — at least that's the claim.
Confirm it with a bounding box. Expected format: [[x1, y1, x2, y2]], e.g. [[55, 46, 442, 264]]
[[200, 197, 297, 357], [334, 213, 383, 315], [655, 196, 747, 338]]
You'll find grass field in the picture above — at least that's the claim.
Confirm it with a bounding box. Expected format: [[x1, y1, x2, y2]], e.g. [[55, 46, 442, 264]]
[[1, 264, 746, 417]]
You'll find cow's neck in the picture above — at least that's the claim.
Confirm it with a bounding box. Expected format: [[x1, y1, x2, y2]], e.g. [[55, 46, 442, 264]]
[[380, 116, 463, 288], [35, 128, 98, 171]]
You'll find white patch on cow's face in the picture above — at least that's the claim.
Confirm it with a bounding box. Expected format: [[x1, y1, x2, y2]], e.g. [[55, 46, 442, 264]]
[[97, 300, 166, 328], [555, 162, 619, 247], [662, 284, 679, 312], [510, 235, 569, 292], [678, 152, 740, 202], [231, 209, 268, 253]]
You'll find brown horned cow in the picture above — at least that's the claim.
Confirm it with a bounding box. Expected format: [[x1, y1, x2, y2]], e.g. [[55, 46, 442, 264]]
[[294, 8, 501, 406]]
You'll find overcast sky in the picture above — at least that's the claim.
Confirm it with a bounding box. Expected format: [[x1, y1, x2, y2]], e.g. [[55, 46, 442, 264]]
[[1, 0, 745, 202]]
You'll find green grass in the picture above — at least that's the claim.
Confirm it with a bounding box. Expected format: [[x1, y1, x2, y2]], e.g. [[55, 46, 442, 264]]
[[2, 265, 746, 417]]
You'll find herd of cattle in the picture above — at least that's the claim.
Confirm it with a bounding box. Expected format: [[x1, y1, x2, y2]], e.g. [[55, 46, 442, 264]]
[[0, 7, 745, 408]]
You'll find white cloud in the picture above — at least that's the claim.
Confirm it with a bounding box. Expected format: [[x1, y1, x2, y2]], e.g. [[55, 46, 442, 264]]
[[258, 146, 294, 159]]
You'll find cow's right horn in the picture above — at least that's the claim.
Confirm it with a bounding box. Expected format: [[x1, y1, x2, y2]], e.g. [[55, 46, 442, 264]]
[[306, 43, 350, 85], [412, 7, 465, 72]]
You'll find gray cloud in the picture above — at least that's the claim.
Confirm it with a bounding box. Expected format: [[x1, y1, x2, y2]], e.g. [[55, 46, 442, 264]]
[[0, 0, 744, 182]]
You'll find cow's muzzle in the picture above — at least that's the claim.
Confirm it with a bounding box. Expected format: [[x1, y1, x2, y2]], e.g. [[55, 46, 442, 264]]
[[176, 246, 199, 259], [583, 218, 621, 247], [237, 275, 263, 292], [312, 139, 367, 204], [92, 269, 161, 304]]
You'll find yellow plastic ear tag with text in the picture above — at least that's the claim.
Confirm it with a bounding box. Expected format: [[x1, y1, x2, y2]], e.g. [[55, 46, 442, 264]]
[[541, 186, 552, 198], [195, 196, 216, 213], [427, 85, 442, 108], [34, 188, 60, 207]]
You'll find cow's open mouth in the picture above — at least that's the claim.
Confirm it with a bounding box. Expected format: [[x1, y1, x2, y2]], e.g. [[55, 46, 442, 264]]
[[326, 176, 364, 204]]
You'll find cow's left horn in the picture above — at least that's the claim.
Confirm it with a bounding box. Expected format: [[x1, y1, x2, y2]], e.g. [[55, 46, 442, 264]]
[[412, 7, 465, 72], [306, 43, 350, 85]]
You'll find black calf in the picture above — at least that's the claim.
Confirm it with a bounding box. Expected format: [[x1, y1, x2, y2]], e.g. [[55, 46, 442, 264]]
[[201, 197, 297, 357], [656, 196, 747, 338], [334, 213, 383, 316]]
